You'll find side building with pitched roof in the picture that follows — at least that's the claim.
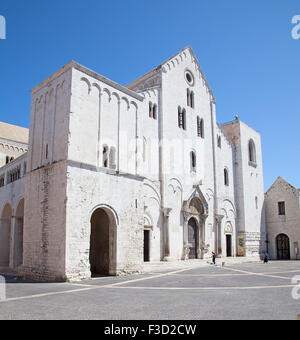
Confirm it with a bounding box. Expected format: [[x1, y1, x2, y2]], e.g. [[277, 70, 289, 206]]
[[265, 177, 300, 260]]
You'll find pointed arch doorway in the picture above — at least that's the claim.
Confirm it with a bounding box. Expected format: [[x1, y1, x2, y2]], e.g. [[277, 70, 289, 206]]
[[89, 206, 117, 277], [188, 218, 198, 259]]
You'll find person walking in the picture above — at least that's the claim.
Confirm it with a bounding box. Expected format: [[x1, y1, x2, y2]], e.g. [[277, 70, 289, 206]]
[[263, 253, 269, 264], [212, 252, 216, 265]]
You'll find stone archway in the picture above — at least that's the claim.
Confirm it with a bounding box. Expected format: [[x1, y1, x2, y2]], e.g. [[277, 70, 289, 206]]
[[0, 203, 12, 267], [14, 199, 24, 268], [89, 206, 117, 276]]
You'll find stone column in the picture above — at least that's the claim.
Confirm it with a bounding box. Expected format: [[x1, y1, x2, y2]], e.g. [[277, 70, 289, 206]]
[[215, 215, 224, 257], [162, 208, 172, 261], [199, 214, 208, 258], [182, 210, 190, 260], [9, 216, 15, 269]]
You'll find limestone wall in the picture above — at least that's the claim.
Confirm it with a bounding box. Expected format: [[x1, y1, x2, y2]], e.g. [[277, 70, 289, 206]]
[[265, 178, 300, 260]]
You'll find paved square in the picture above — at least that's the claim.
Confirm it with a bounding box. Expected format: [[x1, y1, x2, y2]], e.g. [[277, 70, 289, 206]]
[[0, 261, 299, 320]]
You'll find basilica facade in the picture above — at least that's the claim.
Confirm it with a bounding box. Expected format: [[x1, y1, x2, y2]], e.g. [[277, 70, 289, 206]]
[[0, 47, 266, 281]]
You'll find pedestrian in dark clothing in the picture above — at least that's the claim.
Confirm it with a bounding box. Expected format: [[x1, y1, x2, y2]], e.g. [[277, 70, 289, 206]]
[[212, 252, 216, 265], [263, 253, 269, 264]]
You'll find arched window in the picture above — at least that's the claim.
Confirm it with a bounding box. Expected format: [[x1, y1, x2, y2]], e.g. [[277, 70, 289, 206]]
[[187, 89, 190, 107], [149, 102, 153, 118], [197, 118, 204, 138], [224, 168, 229, 186], [5, 156, 9, 164], [153, 104, 157, 120], [190, 91, 194, 109], [178, 107, 186, 130], [197, 117, 201, 137], [103, 145, 109, 168], [191, 151, 197, 172], [109, 147, 116, 170], [249, 139, 256, 164], [187, 89, 195, 109]]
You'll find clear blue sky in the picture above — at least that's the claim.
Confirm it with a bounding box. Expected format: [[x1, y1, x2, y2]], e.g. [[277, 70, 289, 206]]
[[0, 0, 299, 190]]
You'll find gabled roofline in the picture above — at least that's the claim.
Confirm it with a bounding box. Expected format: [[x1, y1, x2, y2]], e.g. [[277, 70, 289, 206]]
[[265, 176, 298, 195], [31, 61, 144, 101], [127, 46, 215, 102]]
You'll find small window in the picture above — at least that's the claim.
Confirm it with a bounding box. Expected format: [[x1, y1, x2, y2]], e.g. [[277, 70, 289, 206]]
[[249, 139, 256, 164], [6, 156, 9, 164], [149, 102, 157, 120], [191, 151, 197, 172], [217, 136, 222, 148], [178, 107, 186, 130], [255, 196, 258, 210], [187, 89, 195, 109], [278, 202, 286, 216], [190, 91, 194, 109], [197, 118, 204, 138], [45, 144, 49, 160], [187, 89, 190, 107], [149, 102, 153, 118], [153, 104, 157, 120], [224, 168, 229, 186], [103, 145, 109, 168]]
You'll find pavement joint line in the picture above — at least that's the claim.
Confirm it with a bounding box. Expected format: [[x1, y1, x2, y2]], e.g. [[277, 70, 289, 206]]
[[102, 284, 296, 291], [222, 267, 293, 280], [0, 285, 106, 304], [161, 269, 300, 278], [0, 266, 200, 304]]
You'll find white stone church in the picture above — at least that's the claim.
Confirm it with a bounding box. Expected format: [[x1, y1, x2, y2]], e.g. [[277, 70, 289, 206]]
[[0, 47, 266, 281]]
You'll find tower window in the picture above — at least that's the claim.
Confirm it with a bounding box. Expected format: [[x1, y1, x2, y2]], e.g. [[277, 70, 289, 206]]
[[149, 102, 153, 118], [217, 136, 222, 148], [187, 89, 194, 108], [278, 202, 286, 216], [249, 139, 256, 164], [191, 151, 197, 172], [197, 118, 204, 138], [224, 168, 229, 186], [149, 102, 157, 120], [178, 107, 186, 130], [103, 145, 109, 168]]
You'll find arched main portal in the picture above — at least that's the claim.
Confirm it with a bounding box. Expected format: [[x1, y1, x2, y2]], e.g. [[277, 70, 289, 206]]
[[89, 207, 117, 276], [183, 194, 208, 260], [14, 199, 24, 268], [0, 203, 12, 267], [276, 234, 290, 260]]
